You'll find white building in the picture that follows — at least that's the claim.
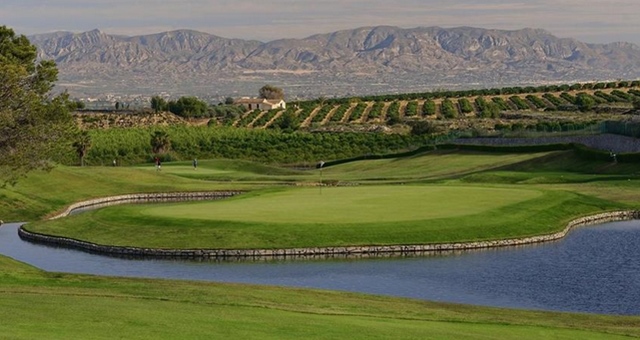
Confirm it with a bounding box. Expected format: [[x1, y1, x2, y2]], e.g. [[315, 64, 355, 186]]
[[235, 98, 286, 111]]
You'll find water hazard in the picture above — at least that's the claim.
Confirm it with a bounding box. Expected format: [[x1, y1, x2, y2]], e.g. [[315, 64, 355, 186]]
[[1, 221, 639, 315]]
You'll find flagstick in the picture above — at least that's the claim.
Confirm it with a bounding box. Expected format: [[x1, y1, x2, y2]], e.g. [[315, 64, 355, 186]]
[[318, 161, 325, 195], [320, 166, 323, 195]]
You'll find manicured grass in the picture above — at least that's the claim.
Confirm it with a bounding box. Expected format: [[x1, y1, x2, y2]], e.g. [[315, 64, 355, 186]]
[[1, 255, 638, 339], [6, 150, 634, 223], [134, 158, 304, 181], [307, 150, 557, 182], [8, 150, 638, 251], [142, 186, 542, 223], [143, 151, 560, 183], [27, 185, 620, 249]]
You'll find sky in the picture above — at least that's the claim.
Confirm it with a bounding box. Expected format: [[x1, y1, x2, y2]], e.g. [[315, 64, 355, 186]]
[[2, 0, 639, 45]]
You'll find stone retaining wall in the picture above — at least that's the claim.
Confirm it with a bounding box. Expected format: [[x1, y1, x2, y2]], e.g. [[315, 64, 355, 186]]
[[49, 191, 242, 219], [18, 194, 640, 259]]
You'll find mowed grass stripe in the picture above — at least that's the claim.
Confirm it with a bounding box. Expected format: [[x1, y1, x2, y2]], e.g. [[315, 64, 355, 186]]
[[140, 186, 542, 223], [321, 151, 556, 181]]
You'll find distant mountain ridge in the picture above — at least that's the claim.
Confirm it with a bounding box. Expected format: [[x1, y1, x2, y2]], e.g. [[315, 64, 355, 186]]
[[29, 26, 640, 98]]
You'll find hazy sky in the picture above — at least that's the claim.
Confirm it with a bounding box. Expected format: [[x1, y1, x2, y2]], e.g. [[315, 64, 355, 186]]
[[2, 0, 639, 44]]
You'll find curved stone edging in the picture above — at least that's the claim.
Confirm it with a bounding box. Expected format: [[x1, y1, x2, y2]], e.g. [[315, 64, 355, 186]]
[[47, 191, 243, 220], [18, 194, 640, 259]]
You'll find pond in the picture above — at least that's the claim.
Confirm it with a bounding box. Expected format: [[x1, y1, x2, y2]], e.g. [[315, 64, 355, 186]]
[[1, 220, 639, 315]]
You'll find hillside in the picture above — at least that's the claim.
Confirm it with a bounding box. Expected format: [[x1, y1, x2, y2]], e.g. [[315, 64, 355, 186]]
[[76, 83, 640, 135], [30, 26, 640, 98], [225, 83, 640, 132]]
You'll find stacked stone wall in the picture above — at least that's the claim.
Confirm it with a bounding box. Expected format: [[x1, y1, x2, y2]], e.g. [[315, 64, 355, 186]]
[[49, 191, 242, 219]]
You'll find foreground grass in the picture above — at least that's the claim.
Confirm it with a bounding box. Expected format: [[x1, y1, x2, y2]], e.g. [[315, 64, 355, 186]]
[[1, 255, 638, 339]]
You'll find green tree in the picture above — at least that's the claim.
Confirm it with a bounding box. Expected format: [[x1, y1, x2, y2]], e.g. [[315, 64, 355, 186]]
[[150, 130, 171, 154], [67, 99, 85, 111], [0, 25, 74, 184], [409, 120, 436, 135], [167, 96, 208, 118], [633, 98, 640, 111], [575, 93, 596, 112], [73, 130, 92, 166], [150, 96, 167, 113], [440, 99, 458, 118], [273, 111, 300, 132], [259, 85, 285, 100]]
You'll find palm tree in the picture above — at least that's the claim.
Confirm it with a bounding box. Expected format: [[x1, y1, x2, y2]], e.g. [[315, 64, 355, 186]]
[[73, 131, 91, 167], [150, 130, 171, 154]]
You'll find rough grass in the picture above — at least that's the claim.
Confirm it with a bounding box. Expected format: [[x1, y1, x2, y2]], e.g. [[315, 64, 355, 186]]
[[1, 255, 639, 339]]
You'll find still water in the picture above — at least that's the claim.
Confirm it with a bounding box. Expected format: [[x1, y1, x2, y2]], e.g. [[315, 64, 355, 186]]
[[1, 221, 639, 315]]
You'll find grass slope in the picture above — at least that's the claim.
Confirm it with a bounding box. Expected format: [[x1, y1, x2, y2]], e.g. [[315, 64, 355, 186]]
[[0, 162, 266, 222], [1, 255, 639, 339]]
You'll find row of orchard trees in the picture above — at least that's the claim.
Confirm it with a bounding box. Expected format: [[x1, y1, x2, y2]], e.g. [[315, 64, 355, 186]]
[[345, 80, 640, 103], [142, 78, 639, 132], [229, 89, 640, 130], [73, 91, 640, 165], [143, 79, 639, 131]]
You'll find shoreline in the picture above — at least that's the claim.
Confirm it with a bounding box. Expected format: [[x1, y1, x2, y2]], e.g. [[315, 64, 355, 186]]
[[18, 191, 640, 260]]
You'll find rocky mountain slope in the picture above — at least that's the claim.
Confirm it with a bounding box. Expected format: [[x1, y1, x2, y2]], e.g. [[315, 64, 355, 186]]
[[30, 26, 640, 98]]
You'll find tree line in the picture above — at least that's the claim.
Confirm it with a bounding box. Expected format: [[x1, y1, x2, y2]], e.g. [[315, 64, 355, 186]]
[[80, 126, 432, 166]]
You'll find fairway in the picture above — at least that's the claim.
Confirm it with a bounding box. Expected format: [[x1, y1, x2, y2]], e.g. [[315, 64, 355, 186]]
[[142, 185, 542, 223]]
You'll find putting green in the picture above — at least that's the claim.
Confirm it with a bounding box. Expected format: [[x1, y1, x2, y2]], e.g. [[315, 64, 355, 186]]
[[141, 185, 542, 224]]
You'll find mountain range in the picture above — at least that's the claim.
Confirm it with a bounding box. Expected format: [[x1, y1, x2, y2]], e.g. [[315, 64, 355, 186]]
[[29, 26, 640, 99]]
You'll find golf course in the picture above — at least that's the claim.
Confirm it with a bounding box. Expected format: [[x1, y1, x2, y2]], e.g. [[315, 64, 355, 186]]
[[2, 147, 640, 338]]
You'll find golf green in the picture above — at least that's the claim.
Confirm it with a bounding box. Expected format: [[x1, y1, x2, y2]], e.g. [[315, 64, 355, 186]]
[[140, 185, 542, 224]]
